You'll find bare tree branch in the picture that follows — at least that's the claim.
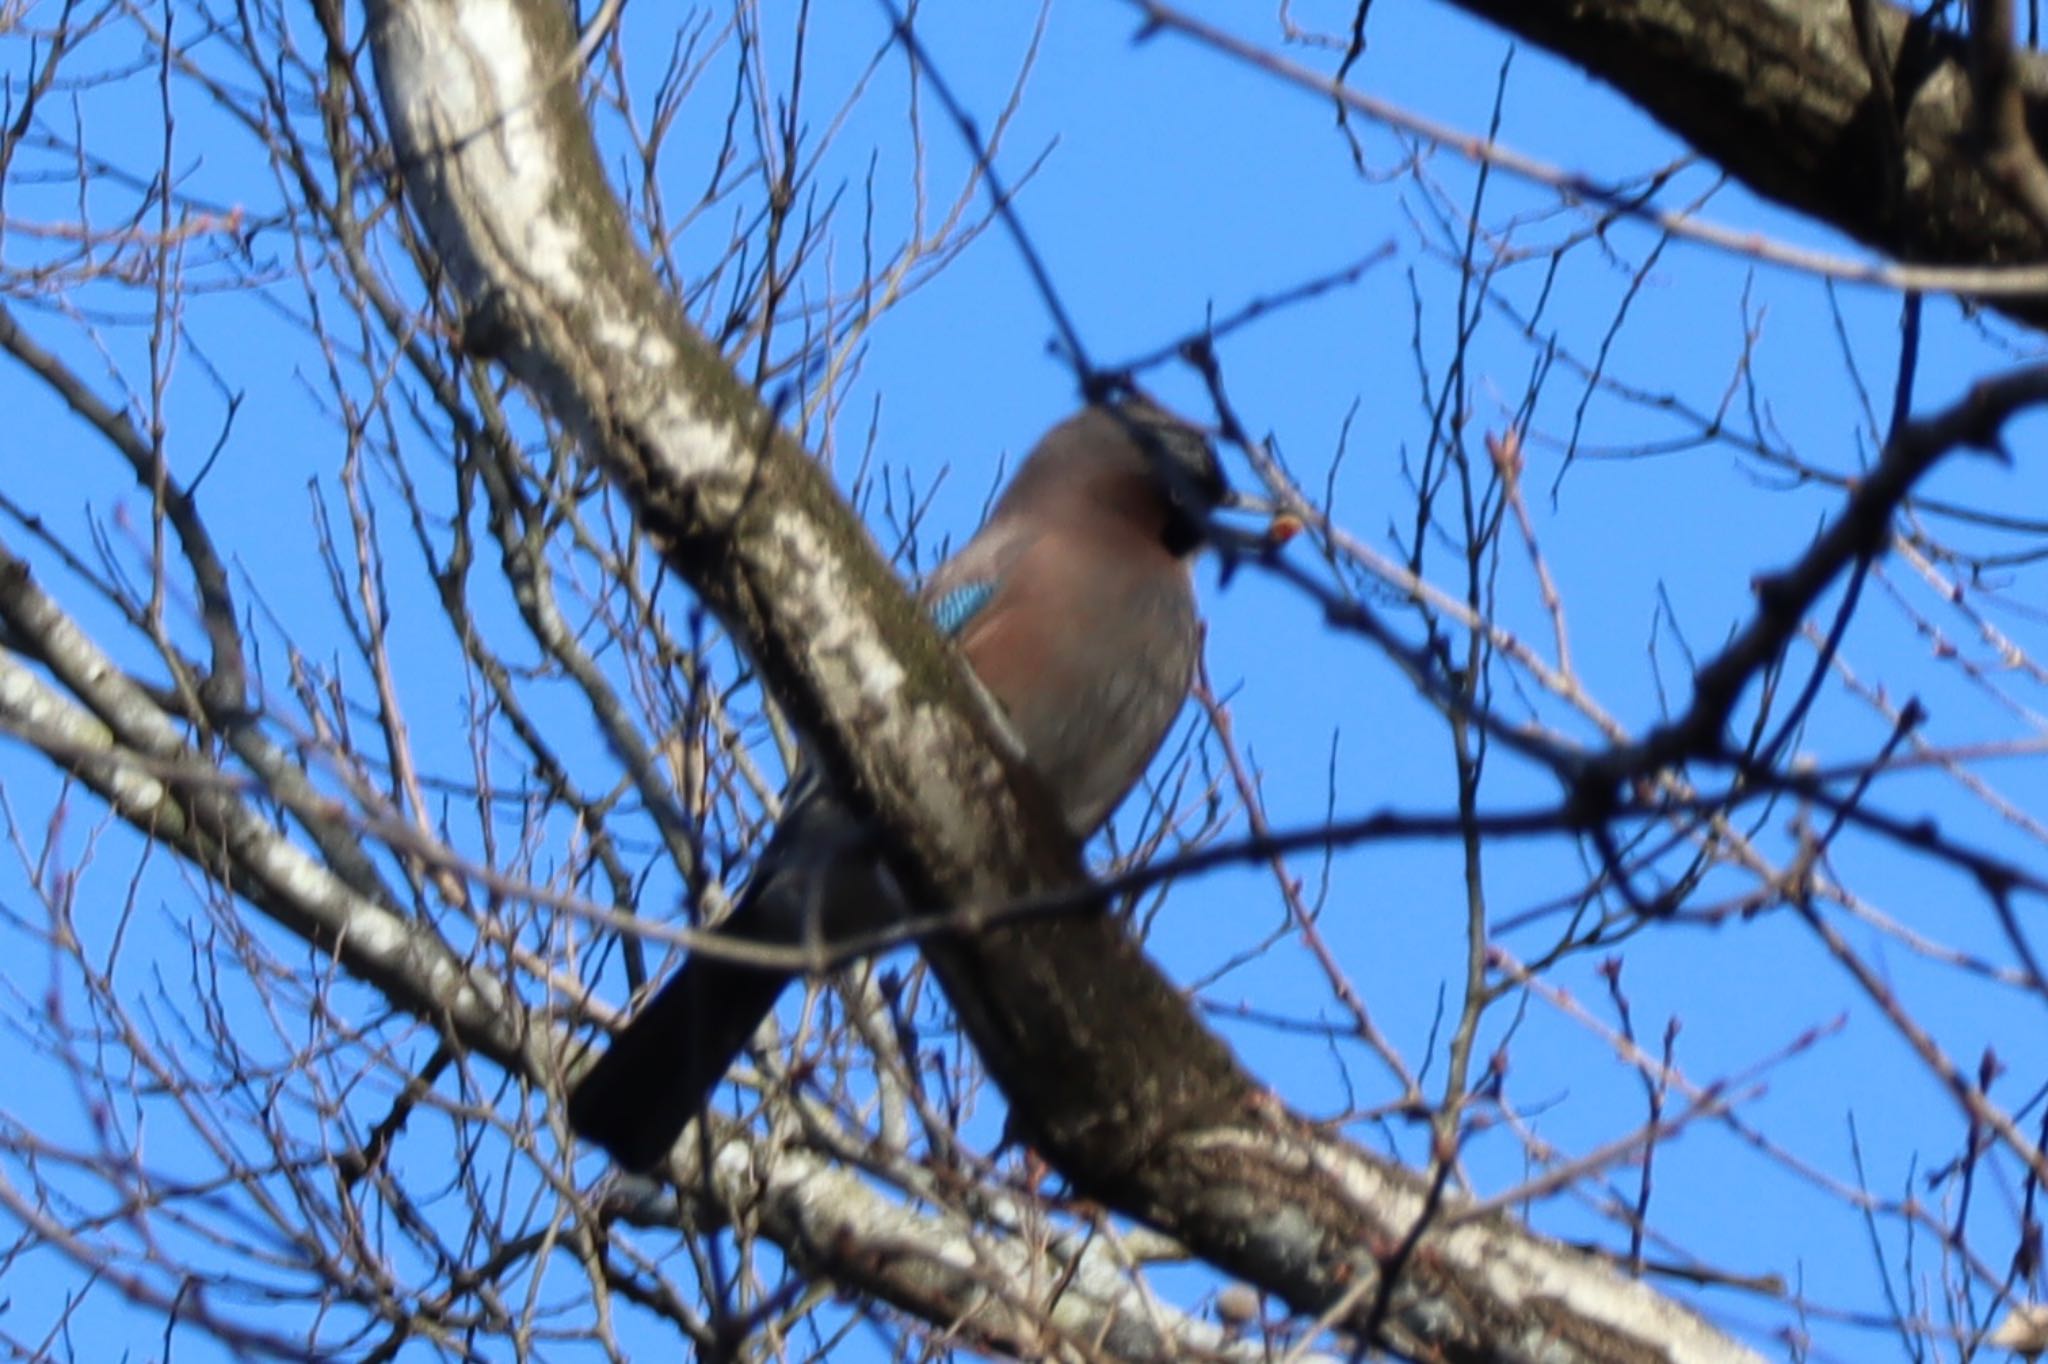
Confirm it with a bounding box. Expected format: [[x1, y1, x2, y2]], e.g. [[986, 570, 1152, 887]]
[[358, 0, 1764, 1359]]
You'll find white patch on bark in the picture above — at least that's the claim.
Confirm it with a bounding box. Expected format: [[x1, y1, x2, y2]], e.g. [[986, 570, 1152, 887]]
[[444, 0, 580, 287], [640, 392, 746, 490], [589, 315, 676, 371], [376, 0, 581, 294], [0, 670, 167, 815], [769, 507, 907, 706], [377, 0, 747, 490]]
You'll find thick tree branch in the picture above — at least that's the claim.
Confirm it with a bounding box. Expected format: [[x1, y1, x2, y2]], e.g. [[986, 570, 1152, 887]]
[[1440, 0, 2048, 328], [360, 0, 1762, 1358]]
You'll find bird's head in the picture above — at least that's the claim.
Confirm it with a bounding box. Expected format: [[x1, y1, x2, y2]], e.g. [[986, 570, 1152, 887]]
[[1001, 397, 1233, 559], [1102, 397, 1232, 558]]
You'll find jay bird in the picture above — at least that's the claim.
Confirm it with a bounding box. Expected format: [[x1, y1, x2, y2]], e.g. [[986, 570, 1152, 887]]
[[567, 398, 1229, 1172]]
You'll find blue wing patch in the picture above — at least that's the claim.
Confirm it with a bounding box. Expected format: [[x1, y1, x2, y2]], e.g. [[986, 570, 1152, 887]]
[[928, 581, 996, 638]]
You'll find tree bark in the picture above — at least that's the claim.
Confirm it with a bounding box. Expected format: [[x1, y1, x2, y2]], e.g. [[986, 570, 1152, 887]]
[[1448, 0, 2048, 327]]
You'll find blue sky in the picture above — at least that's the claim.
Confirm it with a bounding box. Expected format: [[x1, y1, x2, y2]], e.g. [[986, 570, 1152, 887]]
[[3, 1, 2046, 1359]]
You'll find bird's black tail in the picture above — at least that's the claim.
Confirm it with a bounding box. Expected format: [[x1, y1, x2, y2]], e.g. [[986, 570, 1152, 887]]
[[571, 792, 879, 1170], [566, 954, 792, 1172]]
